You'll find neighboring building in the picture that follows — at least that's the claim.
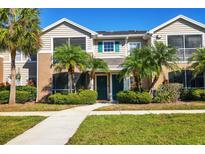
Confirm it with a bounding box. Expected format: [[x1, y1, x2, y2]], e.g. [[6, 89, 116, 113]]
[[0, 15, 205, 101]]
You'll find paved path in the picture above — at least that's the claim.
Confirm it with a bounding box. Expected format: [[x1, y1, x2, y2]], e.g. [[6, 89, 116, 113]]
[[90, 110, 205, 115], [6, 103, 108, 145], [0, 111, 57, 116]]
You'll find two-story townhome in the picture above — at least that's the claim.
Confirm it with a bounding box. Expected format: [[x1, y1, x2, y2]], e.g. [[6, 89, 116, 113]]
[[1, 15, 205, 102]]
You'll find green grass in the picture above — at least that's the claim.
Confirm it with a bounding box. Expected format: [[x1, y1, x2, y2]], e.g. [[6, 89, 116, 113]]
[[0, 116, 46, 144], [0, 103, 78, 112], [68, 114, 205, 145], [95, 102, 205, 111]]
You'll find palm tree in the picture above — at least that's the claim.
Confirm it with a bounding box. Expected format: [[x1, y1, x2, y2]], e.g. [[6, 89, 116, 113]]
[[148, 41, 179, 90], [88, 57, 108, 89], [0, 9, 41, 104], [120, 47, 153, 91], [53, 44, 90, 93], [188, 48, 205, 78]]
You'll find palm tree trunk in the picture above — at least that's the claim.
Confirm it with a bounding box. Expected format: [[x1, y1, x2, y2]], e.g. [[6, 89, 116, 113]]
[[68, 72, 72, 93], [71, 73, 76, 93], [149, 75, 159, 92], [9, 51, 16, 105]]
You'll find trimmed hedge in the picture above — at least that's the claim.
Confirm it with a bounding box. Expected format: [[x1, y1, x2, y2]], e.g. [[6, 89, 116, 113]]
[[0, 85, 37, 104], [0, 90, 32, 104], [154, 83, 183, 103], [48, 90, 97, 104], [181, 88, 205, 101], [116, 91, 152, 104]]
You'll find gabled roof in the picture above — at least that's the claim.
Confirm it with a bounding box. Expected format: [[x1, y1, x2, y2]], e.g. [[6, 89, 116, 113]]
[[148, 15, 205, 34], [42, 18, 97, 35]]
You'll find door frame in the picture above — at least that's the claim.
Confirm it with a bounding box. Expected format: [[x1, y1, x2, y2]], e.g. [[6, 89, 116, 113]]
[[95, 73, 109, 100]]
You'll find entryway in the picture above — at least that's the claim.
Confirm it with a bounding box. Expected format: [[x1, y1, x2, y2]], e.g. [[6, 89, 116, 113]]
[[112, 74, 124, 100], [96, 75, 108, 100]]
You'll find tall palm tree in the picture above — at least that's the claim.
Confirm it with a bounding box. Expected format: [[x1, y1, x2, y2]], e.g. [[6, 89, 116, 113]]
[[88, 57, 108, 89], [53, 44, 90, 93], [148, 41, 179, 90], [120, 47, 153, 91], [188, 48, 205, 78], [0, 9, 41, 104]]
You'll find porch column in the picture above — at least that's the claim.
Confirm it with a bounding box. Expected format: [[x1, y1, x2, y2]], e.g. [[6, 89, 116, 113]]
[[124, 76, 130, 90], [90, 78, 94, 90], [109, 72, 113, 101]]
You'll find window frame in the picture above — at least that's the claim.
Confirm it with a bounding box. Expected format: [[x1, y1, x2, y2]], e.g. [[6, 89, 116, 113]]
[[102, 40, 116, 53], [166, 34, 204, 62], [128, 41, 142, 51], [51, 36, 87, 53]]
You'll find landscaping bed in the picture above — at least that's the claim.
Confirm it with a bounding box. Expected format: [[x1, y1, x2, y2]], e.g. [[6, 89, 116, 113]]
[[0, 116, 46, 144], [0, 103, 78, 112], [68, 114, 205, 145], [95, 102, 205, 111]]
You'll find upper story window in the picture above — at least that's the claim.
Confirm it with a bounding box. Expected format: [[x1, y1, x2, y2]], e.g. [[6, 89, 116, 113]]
[[103, 41, 114, 52], [128, 42, 141, 51], [15, 51, 36, 62], [167, 35, 202, 61], [98, 41, 120, 53], [53, 37, 86, 51]]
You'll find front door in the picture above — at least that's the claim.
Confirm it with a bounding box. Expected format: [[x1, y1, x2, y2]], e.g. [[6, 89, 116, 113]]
[[96, 75, 107, 100], [112, 74, 124, 100]]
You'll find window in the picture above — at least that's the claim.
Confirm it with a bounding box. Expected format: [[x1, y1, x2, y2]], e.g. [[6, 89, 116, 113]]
[[168, 70, 204, 88], [167, 35, 202, 61], [15, 51, 22, 61], [129, 42, 141, 52], [53, 37, 86, 51], [103, 41, 114, 52]]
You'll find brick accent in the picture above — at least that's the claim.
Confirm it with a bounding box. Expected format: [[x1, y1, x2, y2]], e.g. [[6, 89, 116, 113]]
[[37, 53, 53, 101]]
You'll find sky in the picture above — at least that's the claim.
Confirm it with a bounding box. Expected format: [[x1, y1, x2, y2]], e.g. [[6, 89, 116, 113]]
[[40, 8, 205, 31]]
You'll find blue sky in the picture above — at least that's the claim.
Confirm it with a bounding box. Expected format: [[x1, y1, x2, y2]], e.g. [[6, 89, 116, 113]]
[[40, 8, 205, 31]]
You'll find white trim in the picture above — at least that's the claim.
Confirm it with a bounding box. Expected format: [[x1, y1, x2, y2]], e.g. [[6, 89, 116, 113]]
[[0, 55, 3, 58], [149, 15, 205, 34], [97, 34, 145, 39], [43, 18, 97, 35], [38, 50, 52, 54], [102, 40, 116, 53], [36, 50, 39, 101]]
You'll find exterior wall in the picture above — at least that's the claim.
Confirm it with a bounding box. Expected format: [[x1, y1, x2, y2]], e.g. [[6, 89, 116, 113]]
[[2, 62, 36, 85], [153, 63, 191, 89], [37, 53, 53, 101], [0, 57, 3, 83], [41, 22, 93, 52], [152, 19, 205, 46]]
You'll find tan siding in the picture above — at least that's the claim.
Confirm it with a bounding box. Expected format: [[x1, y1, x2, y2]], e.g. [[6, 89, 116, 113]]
[[37, 53, 53, 101], [153, 19, 205, 45], [3, 62, 36, 85], [41, 22, 93, 51], [0, 51, 10, 61]]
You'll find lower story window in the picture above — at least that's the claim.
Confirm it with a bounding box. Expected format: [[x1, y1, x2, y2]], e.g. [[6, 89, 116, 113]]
[[168, 70, 204, 88]]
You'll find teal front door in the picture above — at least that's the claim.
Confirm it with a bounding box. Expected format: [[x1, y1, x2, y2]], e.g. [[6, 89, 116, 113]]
[[96, 76, 107, 100], [112, 74, 124, 100]]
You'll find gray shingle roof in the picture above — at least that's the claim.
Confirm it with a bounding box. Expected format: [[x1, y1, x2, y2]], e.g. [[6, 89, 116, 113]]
[[96, 30, 147, 35]]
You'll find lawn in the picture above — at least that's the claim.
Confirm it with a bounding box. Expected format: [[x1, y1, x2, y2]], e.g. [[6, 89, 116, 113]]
[[95, 102, 205, 111], [0, 116, 46, 144], [68, 114, 205, 145], [0, 103, 78, 112]]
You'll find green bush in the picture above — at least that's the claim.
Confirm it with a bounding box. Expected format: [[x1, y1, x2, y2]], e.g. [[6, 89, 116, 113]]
[[116, 91, 152, 104], [180, 88, 193, 101], [48, 90, 97, 104], [16, 86, 36, 100], [154, 83, 183, 103], [0, 90, 32, 104], [191, 89, 205, 101]]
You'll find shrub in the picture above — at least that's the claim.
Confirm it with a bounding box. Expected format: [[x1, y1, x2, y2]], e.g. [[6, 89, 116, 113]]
[[116, 91, 152, 104], [0, 90, 32, 104], [48, 90, 97, 104], [191, 89, 205, 101], [180, 88, 193, 101], [136, 92, 152, 104], [154, 83, 183, 103], [16, 86, 36, 100], [117, 91, 137, 103], [79, 90, 97, 104]]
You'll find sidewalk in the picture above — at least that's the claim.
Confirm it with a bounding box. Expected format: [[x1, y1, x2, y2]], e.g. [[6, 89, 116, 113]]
[[6, 103, 108, 145], [90, 110, 205, 115]]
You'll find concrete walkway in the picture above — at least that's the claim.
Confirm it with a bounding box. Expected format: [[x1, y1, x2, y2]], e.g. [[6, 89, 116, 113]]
[[0, 111, 57, 116], [90, 110, 205, 115], [6, 103, 108, 145]]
